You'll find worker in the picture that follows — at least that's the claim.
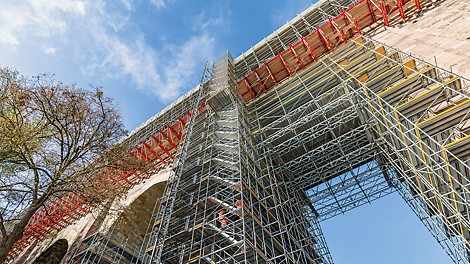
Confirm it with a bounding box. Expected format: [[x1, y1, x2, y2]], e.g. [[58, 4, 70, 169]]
[[235, 200, 243, 208], [218, 209, 228, 228]]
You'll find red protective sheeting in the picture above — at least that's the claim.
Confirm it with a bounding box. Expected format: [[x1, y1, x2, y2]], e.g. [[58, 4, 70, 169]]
[[235, 0, 422, 102], [5, 111, 197, 260]]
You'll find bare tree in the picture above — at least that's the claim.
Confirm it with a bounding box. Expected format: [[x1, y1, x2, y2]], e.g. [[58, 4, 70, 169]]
[[0, 68, 144, 262]]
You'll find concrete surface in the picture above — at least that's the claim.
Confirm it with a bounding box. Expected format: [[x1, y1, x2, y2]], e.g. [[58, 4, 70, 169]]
[[372, 0, 470, 79]]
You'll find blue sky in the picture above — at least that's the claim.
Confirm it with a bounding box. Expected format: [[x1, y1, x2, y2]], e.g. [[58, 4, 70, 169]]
[[0, 0, 314, 130], [322, 192, 451, 264], [0, 0, 453, 263]]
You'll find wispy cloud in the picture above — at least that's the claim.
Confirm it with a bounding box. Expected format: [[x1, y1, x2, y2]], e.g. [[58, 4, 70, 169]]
[[0, 0, 226, 102], [191, 1, 230, 33], [42, 47, 57, 54], [84, 29, 163, 94], [161, 33, 215, 100], [120, 0, 133, 11], [270, 0, 312, 28], [0, 0, 87, 46], [150, 0, 170, 10], [82, 2, 219, 102]]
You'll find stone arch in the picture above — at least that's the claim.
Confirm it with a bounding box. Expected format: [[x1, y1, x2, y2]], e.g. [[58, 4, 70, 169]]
[[85, 170, 169, 261], [33, 239, 68, 264], [112, 180, 167, 248], [70, 171, 169, 263]]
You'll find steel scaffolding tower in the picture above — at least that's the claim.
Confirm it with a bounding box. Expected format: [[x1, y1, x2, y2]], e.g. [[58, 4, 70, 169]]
[[140, 54, 328, 263]]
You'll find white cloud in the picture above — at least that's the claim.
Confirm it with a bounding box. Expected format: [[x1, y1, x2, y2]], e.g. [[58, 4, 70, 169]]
[[84, 27, 215, 101], [85, 29, 164, 96], [0, 0, 87, 46], [161, 33, 215, 100], [0, 6, 25, 46], [0, 0, 223, 102], [191, 1, 231, 33], [43, 47, 57, 54], [120, 0, 133, 11], [150, 0, 167, 9], [271, 0, 312, 28]]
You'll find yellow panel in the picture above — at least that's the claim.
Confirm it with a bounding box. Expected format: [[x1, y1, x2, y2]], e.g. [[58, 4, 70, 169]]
[[357, 73, 368, 84], [375, 46, 386, 59], [353, 36, 363, 47], [396, 75, 457, 109], [447, 76, 462, 91], [404, 59, 416, 76]]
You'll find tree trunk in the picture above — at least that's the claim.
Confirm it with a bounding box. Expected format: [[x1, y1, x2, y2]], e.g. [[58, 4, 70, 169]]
[[0, 205, 41, 263]]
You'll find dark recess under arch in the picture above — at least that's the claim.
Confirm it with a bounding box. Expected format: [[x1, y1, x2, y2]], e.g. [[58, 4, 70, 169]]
[[33, 239, 68, 264]]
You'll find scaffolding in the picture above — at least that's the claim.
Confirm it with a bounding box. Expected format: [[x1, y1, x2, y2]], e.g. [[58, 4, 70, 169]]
[[71, 225, 144, 264], [128, 0, 470, 262], [243, 31, 470, 262], [9, 0, 470, 263], [139, 53, 330, 263], [138, 31, 466, 263]]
